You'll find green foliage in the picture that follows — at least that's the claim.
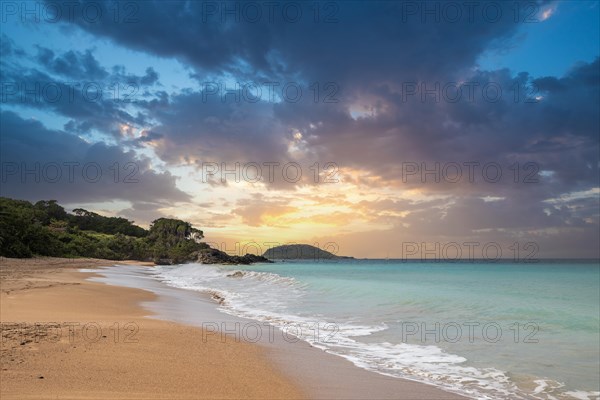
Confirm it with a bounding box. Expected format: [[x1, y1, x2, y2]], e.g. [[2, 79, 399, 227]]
[[148, 218, 203, 243], [70, 208, 148, 237], [0, 197, 54, 257], [34, 200, 68, 225], [146, 218, 204, 263], [0, 197, 204, 263]]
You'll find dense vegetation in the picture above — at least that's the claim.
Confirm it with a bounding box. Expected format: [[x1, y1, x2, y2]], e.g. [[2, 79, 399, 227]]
[[0, 197, 208, 263]]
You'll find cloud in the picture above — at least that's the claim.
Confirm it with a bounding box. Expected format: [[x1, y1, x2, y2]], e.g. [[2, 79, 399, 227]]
[[1, 0, 596, 257], [232, 194, 298, 227], [35, 46, 109, 80], [0, 111, 191, 207], [52, 1, 524, 83], [1, 42, 162, 137], [312, 193, 599, 259]]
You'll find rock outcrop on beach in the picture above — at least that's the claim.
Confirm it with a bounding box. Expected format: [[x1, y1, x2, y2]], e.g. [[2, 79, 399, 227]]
[[263, 244, 354, 260], [196, 248, 272, 265]]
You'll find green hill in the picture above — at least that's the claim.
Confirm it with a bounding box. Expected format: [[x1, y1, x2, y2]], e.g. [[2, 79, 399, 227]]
[[0, 197, 207, 263], [263, 244, 353, 260]]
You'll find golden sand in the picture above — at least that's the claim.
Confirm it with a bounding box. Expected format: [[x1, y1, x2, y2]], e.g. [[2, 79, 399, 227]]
[[0, 257, 304, 399]]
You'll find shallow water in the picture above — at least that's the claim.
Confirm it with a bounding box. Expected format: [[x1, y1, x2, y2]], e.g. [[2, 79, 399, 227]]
[[152, 260, 600, 400]]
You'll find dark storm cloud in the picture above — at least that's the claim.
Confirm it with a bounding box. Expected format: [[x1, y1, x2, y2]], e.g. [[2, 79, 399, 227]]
[[45, 1, 593, 196], [1, 39, 162, 137], [34, 1, 595, 192], [146, 89, 290, 164], [35, 46, 109, 80], [46, 0, 529, 82], [109, 65, 160, 87], [0, 65, 144, 135], [18, 2, 556, 167], [135, 57, 599, 199], [273, 58, 599, 194], [0, 34, 25, 58], [0, 111, 191, 206]]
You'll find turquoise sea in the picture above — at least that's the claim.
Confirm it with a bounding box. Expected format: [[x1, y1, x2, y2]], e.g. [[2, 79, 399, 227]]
[[153, 260, 600, 400]]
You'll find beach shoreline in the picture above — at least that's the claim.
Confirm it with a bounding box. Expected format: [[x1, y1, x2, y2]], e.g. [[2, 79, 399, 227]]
[[0, 257, 304, 399], [0, 257, 465, 399]]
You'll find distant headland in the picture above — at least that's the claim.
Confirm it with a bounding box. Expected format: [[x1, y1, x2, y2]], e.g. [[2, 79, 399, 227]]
[[263, 244, 354, 260]]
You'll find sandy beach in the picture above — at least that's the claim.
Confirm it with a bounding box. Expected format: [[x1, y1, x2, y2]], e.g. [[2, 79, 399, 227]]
[[0, 257, 465, 399], [0, 257, 304, 399]]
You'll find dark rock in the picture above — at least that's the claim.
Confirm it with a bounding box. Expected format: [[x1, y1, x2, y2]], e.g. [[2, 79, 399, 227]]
[[227, 271, 245, 278], [209, 291, 225, 304], [197, 248, 272, 265]]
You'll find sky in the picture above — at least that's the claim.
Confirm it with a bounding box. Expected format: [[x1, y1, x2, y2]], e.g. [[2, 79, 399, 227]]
[[1, 0, 599, 259]]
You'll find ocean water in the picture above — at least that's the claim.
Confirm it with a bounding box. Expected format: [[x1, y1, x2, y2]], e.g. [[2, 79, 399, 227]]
[[151, 260, 600, 400]]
